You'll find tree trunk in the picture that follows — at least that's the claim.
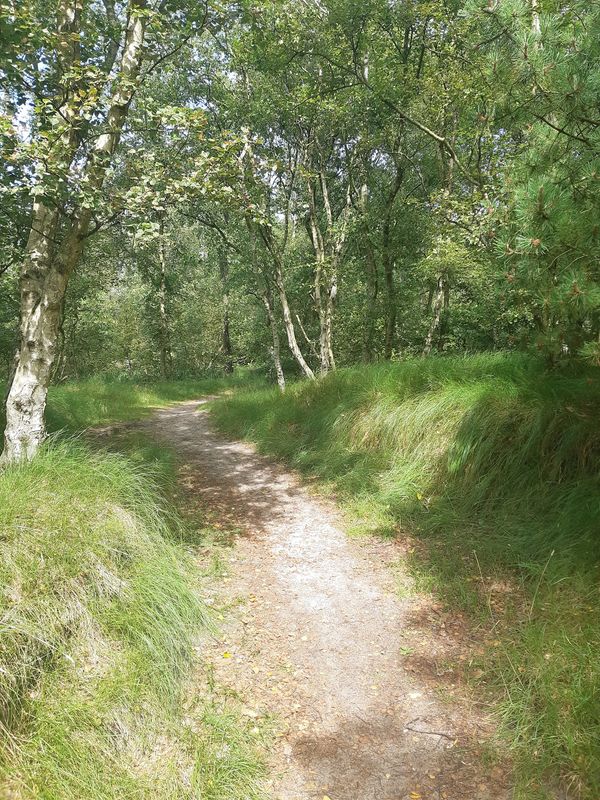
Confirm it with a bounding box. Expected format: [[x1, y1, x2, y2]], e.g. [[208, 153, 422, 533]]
[[256, 222, 315, 380], [217, 242, 234, 374], [306, 170, 350, 373], [422, 275, 447, 356], [382, 155, 403, 360], [316, 266, 330, 373], [3, 213, 86, 460], [307, 178, 331, 374], [439, 279, 450, 349], [157, 216, 173, 379], [324, 274, 336, 370], [261, 290, 286, 392], [383, 245, 396, 360], [2, 0, 148, 463], [362, 237, 379, 362], [274, 262, 315, 380], [356, 182, 379, 362]]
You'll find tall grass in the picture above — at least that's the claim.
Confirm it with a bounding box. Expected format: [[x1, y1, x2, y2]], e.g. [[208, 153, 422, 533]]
[[0, 440, 266, 799], [211, 352, 600, 799], [45, 372, 263, 431], [0, 370, 264, 435]]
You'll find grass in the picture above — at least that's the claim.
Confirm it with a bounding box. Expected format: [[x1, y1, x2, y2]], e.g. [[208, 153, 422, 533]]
[[0, 372, 268, 799], [44, 372, 263, 432], [0, 370, 264, 435], [210, 352, 600, 799]]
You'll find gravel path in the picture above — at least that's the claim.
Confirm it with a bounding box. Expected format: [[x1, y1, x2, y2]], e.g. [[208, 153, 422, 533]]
[[145, 400, 510, 800]]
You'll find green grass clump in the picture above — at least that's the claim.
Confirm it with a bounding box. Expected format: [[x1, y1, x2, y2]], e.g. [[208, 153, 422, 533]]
[[0, 369, 264, 436], [190, 704, 268, 800], [211, 352, 600, 798], [44, 371, 262, 432], [0, 440, 266, 800]]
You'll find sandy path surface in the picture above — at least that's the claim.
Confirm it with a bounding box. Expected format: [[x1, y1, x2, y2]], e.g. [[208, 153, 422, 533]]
[[145, 401, 510, 800]]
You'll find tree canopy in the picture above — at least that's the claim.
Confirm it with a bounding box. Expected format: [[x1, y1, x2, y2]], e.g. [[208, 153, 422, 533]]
[[1, 0, 599, 458]]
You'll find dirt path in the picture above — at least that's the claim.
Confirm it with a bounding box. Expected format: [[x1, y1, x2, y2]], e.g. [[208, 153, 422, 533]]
[[145, 401, 510, 800]]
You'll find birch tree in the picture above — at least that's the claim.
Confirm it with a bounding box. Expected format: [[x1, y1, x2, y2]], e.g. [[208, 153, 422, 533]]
[[1, 0, 207, 461]]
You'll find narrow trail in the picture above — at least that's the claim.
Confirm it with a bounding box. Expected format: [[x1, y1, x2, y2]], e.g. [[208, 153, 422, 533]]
[[145, 401, 510, 800]]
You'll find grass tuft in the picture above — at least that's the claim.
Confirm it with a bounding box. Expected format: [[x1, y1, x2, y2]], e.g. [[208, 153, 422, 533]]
[[0, 438, 266, 799]]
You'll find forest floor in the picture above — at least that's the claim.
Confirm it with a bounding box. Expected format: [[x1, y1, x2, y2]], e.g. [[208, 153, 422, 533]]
[[139, 399, 511, 800]]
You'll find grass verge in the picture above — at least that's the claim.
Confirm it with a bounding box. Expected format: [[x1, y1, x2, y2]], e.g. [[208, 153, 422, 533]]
[[44, 372, 263, 431], [0, 434, 267, 797], [210, 352, 600, 800], [0, 369, 264, 435]]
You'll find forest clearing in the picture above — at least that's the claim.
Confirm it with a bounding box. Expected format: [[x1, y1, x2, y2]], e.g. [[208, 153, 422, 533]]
[[1, 1, 599, 798]]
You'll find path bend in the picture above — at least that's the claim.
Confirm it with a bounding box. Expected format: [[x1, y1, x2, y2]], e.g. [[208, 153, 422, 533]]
[[145, 400, 509, 800]]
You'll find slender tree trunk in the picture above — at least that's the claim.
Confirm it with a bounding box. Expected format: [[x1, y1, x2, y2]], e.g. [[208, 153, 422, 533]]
[[295, 313, 319, 361], [307, 179, 331, 373], [324, 274, 336, 370], [273, 260, 315, 380], [382, 163, 403, 360], [315, 264, 330, 373], [217, 242, 234, 374], [356, 183, 379, 362], [362, 238, 379, 362], [318, 170, 339, 373], [261, 290, 285, 392], [2, 1, 148, 462], [240, 136, 314, 380], [383, 245, 396, 360], [306, 171, 350, 373], [439, 279, 450, 349], [157, 216, 173, 379], [256, 222, 315, 380], [422, 275, 447, 356]]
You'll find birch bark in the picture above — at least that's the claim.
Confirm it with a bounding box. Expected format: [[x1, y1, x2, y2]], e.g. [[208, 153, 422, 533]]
[[2, 0, 149, 462]]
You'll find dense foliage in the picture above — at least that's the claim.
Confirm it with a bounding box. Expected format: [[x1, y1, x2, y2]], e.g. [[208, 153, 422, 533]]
[[2, 0, 600, 394]]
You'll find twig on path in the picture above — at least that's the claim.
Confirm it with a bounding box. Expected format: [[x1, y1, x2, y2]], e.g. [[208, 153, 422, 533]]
[[404, 717, 456, 742]]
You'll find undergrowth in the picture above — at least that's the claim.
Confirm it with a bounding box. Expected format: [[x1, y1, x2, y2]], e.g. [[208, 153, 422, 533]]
[[211, 352, 600, 800], [0, 438, 267, 799]]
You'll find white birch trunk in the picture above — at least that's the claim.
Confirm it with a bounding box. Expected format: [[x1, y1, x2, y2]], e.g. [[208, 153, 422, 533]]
[[273, 261, 315, 381], [422, 275, 448, 356], [261, 291, 286, 393], [2, 1, 149, 462]]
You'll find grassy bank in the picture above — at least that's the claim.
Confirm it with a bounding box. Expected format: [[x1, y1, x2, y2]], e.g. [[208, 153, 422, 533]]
[[211, 352, 600, 799], [0, 378, 267, 798]]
